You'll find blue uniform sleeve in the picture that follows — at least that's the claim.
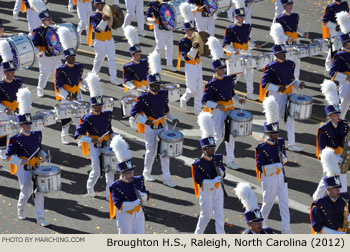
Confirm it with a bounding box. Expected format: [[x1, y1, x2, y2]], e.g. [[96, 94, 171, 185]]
[[255, 145, 265, 173], [110, 185, 124, 210], [90, 14, 106, 33], [31, 29, 42, 47], [201, 83, 215, 105], [179, 39, 191, 61], [317, 128, 328, 151], [5, 136, 18, 160], [223, 28, 233, 47], [146, 2, 157, 18], [322, 6, 332, 24], [310, 203, 325, 233], [106, 111, 114, 135], [130, 97, 145, 117], [74, 116, 89, 139], [279, 138, 286, 157], [260, 65, 273, 89], [164, 91, 170, 114], [193, 163, 206, 186], [55, 69, 64, 91], [123, 65, 133, 83], [134, 176, 150, 197], [329, 53, 342, 77]]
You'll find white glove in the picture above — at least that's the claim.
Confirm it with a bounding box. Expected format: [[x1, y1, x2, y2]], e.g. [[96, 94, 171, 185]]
[[121, 199, 140, 212], [139, 191, 148, 204], [13, 13, 19, 20], [146, 17, 155, 25], [213, 176, 222, 184], [336, 154, 343, 164], [224, 45, 234, 54], [282, 154, 288, 165], [218, 168, 224, 177]]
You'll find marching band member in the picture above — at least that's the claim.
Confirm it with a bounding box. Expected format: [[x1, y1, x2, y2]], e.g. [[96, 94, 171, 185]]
[[255, 96, 291, 234], [223, 4, 261, 101], [275, 0, 308, 81], [6, 88, 51, 227], [123, 26, 148, 96], [74, 0, 93, 41], [310, 147, 350, 234], [202, 36, 246, 170], [68, 0, 75, 13], [13, 0, 42, 34], [322, 0, 349, 71], [74, 72, 115, 199], [230, 0, 253, 24], [130, 51, 179, 187], [260, 23, 305, 152], [330, 13, 350, 119], [0, 40, 22, 160], [235, 182, 274, 234], [55, 27, 84, 145], [146, 0, 177, 72], [109, 135, 149, 234], [31, 0, 62, 98], [188, 0, 215, 36], [192, 112, 225, 234], [178, 2, 203, 115], [88, 0, 121, 85], [122, 0, 145, 37], [313, 80, 349, 200]]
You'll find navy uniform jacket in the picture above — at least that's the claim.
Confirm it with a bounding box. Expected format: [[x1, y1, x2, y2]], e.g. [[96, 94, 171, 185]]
[[276, 12, 299, 42], [202, 75, 236, 107], [329, 49, 350, 79], [323, 1, 349, 25], [32, 25, 54, 56], [260, 59, 295, 90], [0, 78, 22, 112], [74, 111, 113, 140], [55, 62, 83, 96], [89, 11, 113, 42], [179, 36, 200, 63], [146, 1, 166, 30], [123, 59, 148, 88], [311, 193, 350, 233], [244, 227, 274, 234], [192, 154, 225, 187], [317, 120, 349, 152], [223, 23, 251, 51], [255, 138, 286, 173], [6, 131, 42, 161], [110, 176, 150, 210]]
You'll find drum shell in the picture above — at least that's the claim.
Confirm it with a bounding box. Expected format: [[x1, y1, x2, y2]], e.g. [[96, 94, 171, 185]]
[[216, 0, 231, 12], [35, 110, 56, 126], [226, 58, 244, 75], [121, 96, 137, 117], [162, 84, 180, 102], [55, 104, 73, 120], [72, 101, 90, 118], [31, 115, 45, 131], [103, 97, 114, 112], [159, 130, 184, 157], [34, 166, 61, 193], [101, 146, 118, 173], [288, 94, 313, 120], [158, 0, 184, 30], [297, 47, 309, 59], [313, 39, 329, 52], [256, 54, 270, 70], [52, 23, 79, 51], [229, 110, 253, 137], [286, 48, 297, 60], [0, 121, 14, 136], [243, 56, 257, 69], [308, 44, 321, 56]]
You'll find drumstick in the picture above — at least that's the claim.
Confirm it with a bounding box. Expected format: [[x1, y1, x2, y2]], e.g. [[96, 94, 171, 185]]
[[48, 150, 51, 167], [28, 147, 40, 161], [172, 122, 177, 131], [259, 41, 269, 48], [98, 130, 110, 142]]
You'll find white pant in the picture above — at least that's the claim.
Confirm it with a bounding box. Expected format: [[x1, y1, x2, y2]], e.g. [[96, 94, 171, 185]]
[[274, 0, 283, 21], [68, 0, 73, 8], [181, 63, 203, 114], [194, 186, 225, 234], [231, 53, 254, 95], [87, 143, 115, 198], [269, 91, 296, 146], [17, 165, 45, 221], [244, 6, 251, 24], [260, 173, 291, 232], [212, 109, 235, 164], [26, 9, 42, 33], [286, 48, 300, 81], [194, 13, 215, 36], [61, 94, 82, 127], [77, 1, 93, 35], [122, 0, 145, 33], [143, 124, 171, 181], [37, 55, 62, 91], [154, 24, 174, 66], [339, 80, 350, 119], [92, 39, 117, 82], [116, 208, 145, 234], [313, 172, 347, 201], [0, 66, 3, 80]]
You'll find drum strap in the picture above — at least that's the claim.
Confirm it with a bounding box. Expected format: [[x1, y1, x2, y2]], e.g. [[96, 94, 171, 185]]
[[32, 174, 37, 199], [224, 116, 231, 142], [156, 136, 161, 160], [99, 151, 104, 179], [284, 98, 289, 123]]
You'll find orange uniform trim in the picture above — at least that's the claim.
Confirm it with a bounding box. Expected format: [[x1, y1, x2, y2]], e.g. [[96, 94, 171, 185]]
[[255, 149, 261, 182], [21, 0, 27, 13], [1, 100, 18, 112], [191, 164, 200, 198], [88, 23, 93, 47], [285, 31, 298, 42], [109, 191, 116, 219], [8, 156, 40, 175]]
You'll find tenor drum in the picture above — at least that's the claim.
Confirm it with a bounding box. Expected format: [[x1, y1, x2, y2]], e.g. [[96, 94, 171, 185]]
[[34, 166, 61, 193], [31, 114, 45, 131], [103, 97, 114, 112], [55, 103, 73, 120], [331, 36, 342, 51], [313, 38, 329, 52], [226, 58, 244, 75], [158, 0, 184, 30], [159, 130, 184, 157], [0, 120, 14, 136], [296, 46, 309, 59], [121, 95, 137, 117], [101, 146, 118, 173], [2, 34, 36, 70], [288, 94, 313, 120], [35, 110, 56, 126], [162, 84, 180, 102], [215, 0, 231, 13], [308, 43, 322, 56], [256, 54, 271, 70], [242, 55, 257, 69], [229, 110, 252, 137], [71, 101, 90, 118]]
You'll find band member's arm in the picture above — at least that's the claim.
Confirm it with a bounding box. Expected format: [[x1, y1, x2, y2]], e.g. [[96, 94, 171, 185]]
[[55, 69, 69, 99], [73, 118, 92, 143], [13, 0, 21, 19], [322, 6, 337, 31], [317, 129, 327, 152], [123, 66, 136, 89], [202, 85, 218, 109], [279, 138, 288, 164], [135, 176, 150, 201], [193, 163, 206, 187], [110, 187, 124, 210], [0, 91, 7, 112], [310, 205, 344, 234], [256, 145, 282, 176], [223, 28, 234, 53], [179, 40, 196, 61], [6, 138, 21, 166], [91, 15, 107, 33], [330, 54, 347, 81], [145, 3, 157, 24], [215, 154, 225, 177], [261, 66, 280, 92], [107, 111, 114, 136], [130, 98, 148, 124]]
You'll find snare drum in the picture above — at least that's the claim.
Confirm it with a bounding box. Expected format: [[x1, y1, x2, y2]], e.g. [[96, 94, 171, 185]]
[[229, 110, 252, 137], [31, 114, 45, 131], [159, 130, 184, 157], [0, 120, 14, 136], [162, 84, 180, 102], [101, 146, 118, 173], [226, 58, 244, 75], [159, 0, 184, 30], [55, 103, 73, 120], [296, 46, 309, 59], [256, 54, 271, 70], [103, 97, 114, 112], [34, 166, 61, 193], [288, 94, 313, 120], [313, 38, 329, 52], [242, 55, 257, 69], [308, 43, 322, 56], [331, 36, 342, 51], [71, 101, 90, 118], [215, 0, 231, 13], [35, 110, 56, 126], [286, 47, 297, 60], [121, 95, 137, 117], [1, 34, 36, 70]]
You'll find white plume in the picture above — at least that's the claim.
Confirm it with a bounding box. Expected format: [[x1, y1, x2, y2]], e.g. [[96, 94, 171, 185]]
[[0, 40, 13, 63], [124, 25, 140, 47], [270, 23, 288, 45], [321, 79, 339, 106], [148, 51, 161, 75], [16, 87, 32, 115], [263, 96, 280, 124], [110, 135, 133, 163], [206, 36, 223, 60], [29, 0, 47, 13], [336, 11, 350, 34], [197, 111, 214, 138], [180, 2, 195, 23], [85, 72, 103, 98], [235, 182, 259, 211], [320, 147, 340, 177], [57, 26, 74, 50], [232, 0, 244, 8]]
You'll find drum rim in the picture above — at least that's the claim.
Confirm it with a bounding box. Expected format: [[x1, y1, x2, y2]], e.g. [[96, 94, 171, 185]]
[[159, 2, 177, 29], [289, 94, 313, 104], [34, 166, 61, 176], [4, 35, 36, 70], [160, 130, 184, 142]]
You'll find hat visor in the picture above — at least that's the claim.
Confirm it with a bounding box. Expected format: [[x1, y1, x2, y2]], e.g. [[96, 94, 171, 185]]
[[21, 121, 33, 125], [65, 54, 76, 58], [327, 111, 341, 116], [4, 68, 16, 72], [91, 102, 104, 106], [266, 130, 279, 134], [202, 144, 216, 149], [248, 217, 264, 223]]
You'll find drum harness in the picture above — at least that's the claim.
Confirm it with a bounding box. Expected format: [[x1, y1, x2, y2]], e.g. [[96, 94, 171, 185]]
[[24, 147, 41, 201], [131, 177, 149, 221], [97, 131, 110, 178]]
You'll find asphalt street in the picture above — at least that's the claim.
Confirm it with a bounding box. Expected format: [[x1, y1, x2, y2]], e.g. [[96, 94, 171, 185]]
[[0, 0, 347, 234]]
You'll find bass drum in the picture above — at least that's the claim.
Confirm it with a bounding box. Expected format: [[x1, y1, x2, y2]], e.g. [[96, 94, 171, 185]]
[[53, 23, 79, 51], [44, 26, 62, 56], [159, 0, 185, 30]]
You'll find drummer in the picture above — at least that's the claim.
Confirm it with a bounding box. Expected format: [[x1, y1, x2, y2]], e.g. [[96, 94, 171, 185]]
[[188, 0, 215, 36], [54, 27, 84, 145], [31, 2, 62, 98], [0, 40, 22, 160], [13, 0, 42, 34], [130, 51, 179, 187], [202, 37, 245, 170], [223, 6, 261, 101], [123, 25, 148, 96], [6, 87, 51, 227], [74, 72, 115, 199]]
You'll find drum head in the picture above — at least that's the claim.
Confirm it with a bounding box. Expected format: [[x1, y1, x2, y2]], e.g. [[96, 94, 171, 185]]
[[44, 26, 62, 56], [159, 3, 176, 30], [122, 96, 137, 103], [289, 94, 312, 105], [161, 83, 180, 90], [34, 166, 60, 176], [203, 0, 217, 14], [160, 130, 184, 142], [230, 110, 252, 122]]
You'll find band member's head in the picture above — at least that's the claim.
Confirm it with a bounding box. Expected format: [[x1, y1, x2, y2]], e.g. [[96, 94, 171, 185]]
[[325, 105, 341, 124], [212, 58, 226, 76], [233, 8, 245, 24], [281, 0, 293, 12], [16, 88, 33, 128], [111, 135, 134, 179], [265, 122, 279, 141], [94, 0, 105, 10], [201, 137, 216, 157], [0, 19, 4, 37], [272, 44, 287, 61], [39, 10, 52, 26], [147, 74, 162, 93], [198, 111, 216, 156], [0, 40, 16, 78], [339, 33, 350, 49], [63, 48, 76, 64], [129, 45, 141, 60], [183, 22, 196, 36]]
